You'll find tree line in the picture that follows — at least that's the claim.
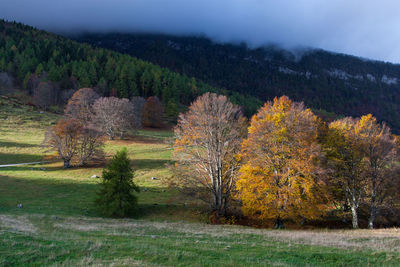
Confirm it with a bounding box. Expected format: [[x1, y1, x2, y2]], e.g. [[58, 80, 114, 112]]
[[172, 93, 400, 229]]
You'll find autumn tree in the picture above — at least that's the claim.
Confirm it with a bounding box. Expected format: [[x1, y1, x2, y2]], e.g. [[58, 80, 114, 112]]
[[173, 93, 247, 217], [236, 96, 327, 228], [43, 118, 82, 168], [356, 115, 399, 229], [142, 96, 165, 128], [91, 97, 138, 140], [64, 88, 99, 123], [326, 117, 366, 229]]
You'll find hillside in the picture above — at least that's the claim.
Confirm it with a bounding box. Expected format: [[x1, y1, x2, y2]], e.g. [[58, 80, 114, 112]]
[[74, 33, 400, 131], [0, 20, 261, 118]]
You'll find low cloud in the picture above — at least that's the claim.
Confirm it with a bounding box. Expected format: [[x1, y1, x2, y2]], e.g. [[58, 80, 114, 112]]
[[2, 0, 400, 63]]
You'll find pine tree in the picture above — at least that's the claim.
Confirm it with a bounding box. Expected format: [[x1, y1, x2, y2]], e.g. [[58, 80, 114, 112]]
[[95, 148, 139, 217]]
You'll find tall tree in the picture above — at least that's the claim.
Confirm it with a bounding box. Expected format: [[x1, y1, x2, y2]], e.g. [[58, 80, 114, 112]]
[[236, 96, 327, 228], [173, 93, 247, 217]]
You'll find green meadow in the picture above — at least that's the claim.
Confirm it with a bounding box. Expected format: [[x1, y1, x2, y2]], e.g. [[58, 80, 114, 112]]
[[1, 98, 400, 266]]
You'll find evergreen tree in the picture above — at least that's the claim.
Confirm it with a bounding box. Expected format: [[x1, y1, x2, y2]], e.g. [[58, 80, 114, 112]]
[[95, 148, 139, 217]]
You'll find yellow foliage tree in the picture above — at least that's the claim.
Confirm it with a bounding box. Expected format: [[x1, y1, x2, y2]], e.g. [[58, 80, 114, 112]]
[[326, 117, 365, 229], [326, 114, 399, 229], [236, 96, 328, 228], [355, 114, 398, 229]]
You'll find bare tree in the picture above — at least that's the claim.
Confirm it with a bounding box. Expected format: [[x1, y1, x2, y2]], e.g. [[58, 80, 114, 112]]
[[43, 118, 82, 168], [75, 126, 104, 166], [64, 88, 99, 123], [173, 93, 247, 217], [92, 97, 139, 140]]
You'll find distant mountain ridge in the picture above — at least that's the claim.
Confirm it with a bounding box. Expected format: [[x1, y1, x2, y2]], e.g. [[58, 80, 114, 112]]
[[74, 33, 400, 131]]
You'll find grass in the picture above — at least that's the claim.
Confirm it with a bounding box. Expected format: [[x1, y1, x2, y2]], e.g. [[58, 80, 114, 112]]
[[1, 98, 400, 266], [1, 214, 400, 266]]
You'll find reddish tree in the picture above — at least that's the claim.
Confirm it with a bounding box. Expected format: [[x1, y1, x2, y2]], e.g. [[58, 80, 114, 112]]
[[142, 96, 165, 128]]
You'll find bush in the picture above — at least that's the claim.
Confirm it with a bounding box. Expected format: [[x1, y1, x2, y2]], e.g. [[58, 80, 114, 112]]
[[95, 148, 139, 217]]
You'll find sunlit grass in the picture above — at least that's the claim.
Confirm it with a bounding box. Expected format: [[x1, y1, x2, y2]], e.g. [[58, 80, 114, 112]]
[[1, 99, 400, 266]]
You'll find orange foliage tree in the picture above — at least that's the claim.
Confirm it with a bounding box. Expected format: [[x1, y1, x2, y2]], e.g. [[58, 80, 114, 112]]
[[236, 96, 328, 228]]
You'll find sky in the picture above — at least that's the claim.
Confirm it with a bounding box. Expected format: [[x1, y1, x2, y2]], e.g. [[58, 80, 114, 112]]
[[2, 0, 400, 63]]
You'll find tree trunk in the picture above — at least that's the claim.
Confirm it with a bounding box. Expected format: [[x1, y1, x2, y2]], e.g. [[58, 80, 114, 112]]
[[274, 217, 284, 229], [63, 159, 71, 168], [369, 177, 377, 229], [351, 205, 359, 229], [213, 192, 223, 217], [369, 203, 377, 229]]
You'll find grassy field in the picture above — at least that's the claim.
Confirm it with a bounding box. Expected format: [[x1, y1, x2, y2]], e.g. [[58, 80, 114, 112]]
[[1, 98, 400, 266]]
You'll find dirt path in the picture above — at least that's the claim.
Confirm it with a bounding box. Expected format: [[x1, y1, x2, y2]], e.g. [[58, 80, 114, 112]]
[[0, 161, 51, 168]]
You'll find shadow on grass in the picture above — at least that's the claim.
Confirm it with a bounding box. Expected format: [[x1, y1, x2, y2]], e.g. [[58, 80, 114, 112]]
[[0, 165, 62, 172], [0, 175, 98, 216], [131, 159, 172, 170], [0, 152, 43, 165], [0, 140, 39, 148], [0, 175, 197, 221]]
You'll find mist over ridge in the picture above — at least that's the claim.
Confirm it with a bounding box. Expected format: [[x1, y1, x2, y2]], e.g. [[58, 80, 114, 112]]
[[2, 0, 400, 63]]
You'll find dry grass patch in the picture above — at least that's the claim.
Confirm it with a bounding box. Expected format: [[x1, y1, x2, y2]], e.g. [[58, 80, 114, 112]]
[[0, 215, 37, 234], [48, 215, 400, 252]]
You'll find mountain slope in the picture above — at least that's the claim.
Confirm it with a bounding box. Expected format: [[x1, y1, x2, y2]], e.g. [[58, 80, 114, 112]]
[[0, 20, 261, 119], [74, 33, 400, 131]]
